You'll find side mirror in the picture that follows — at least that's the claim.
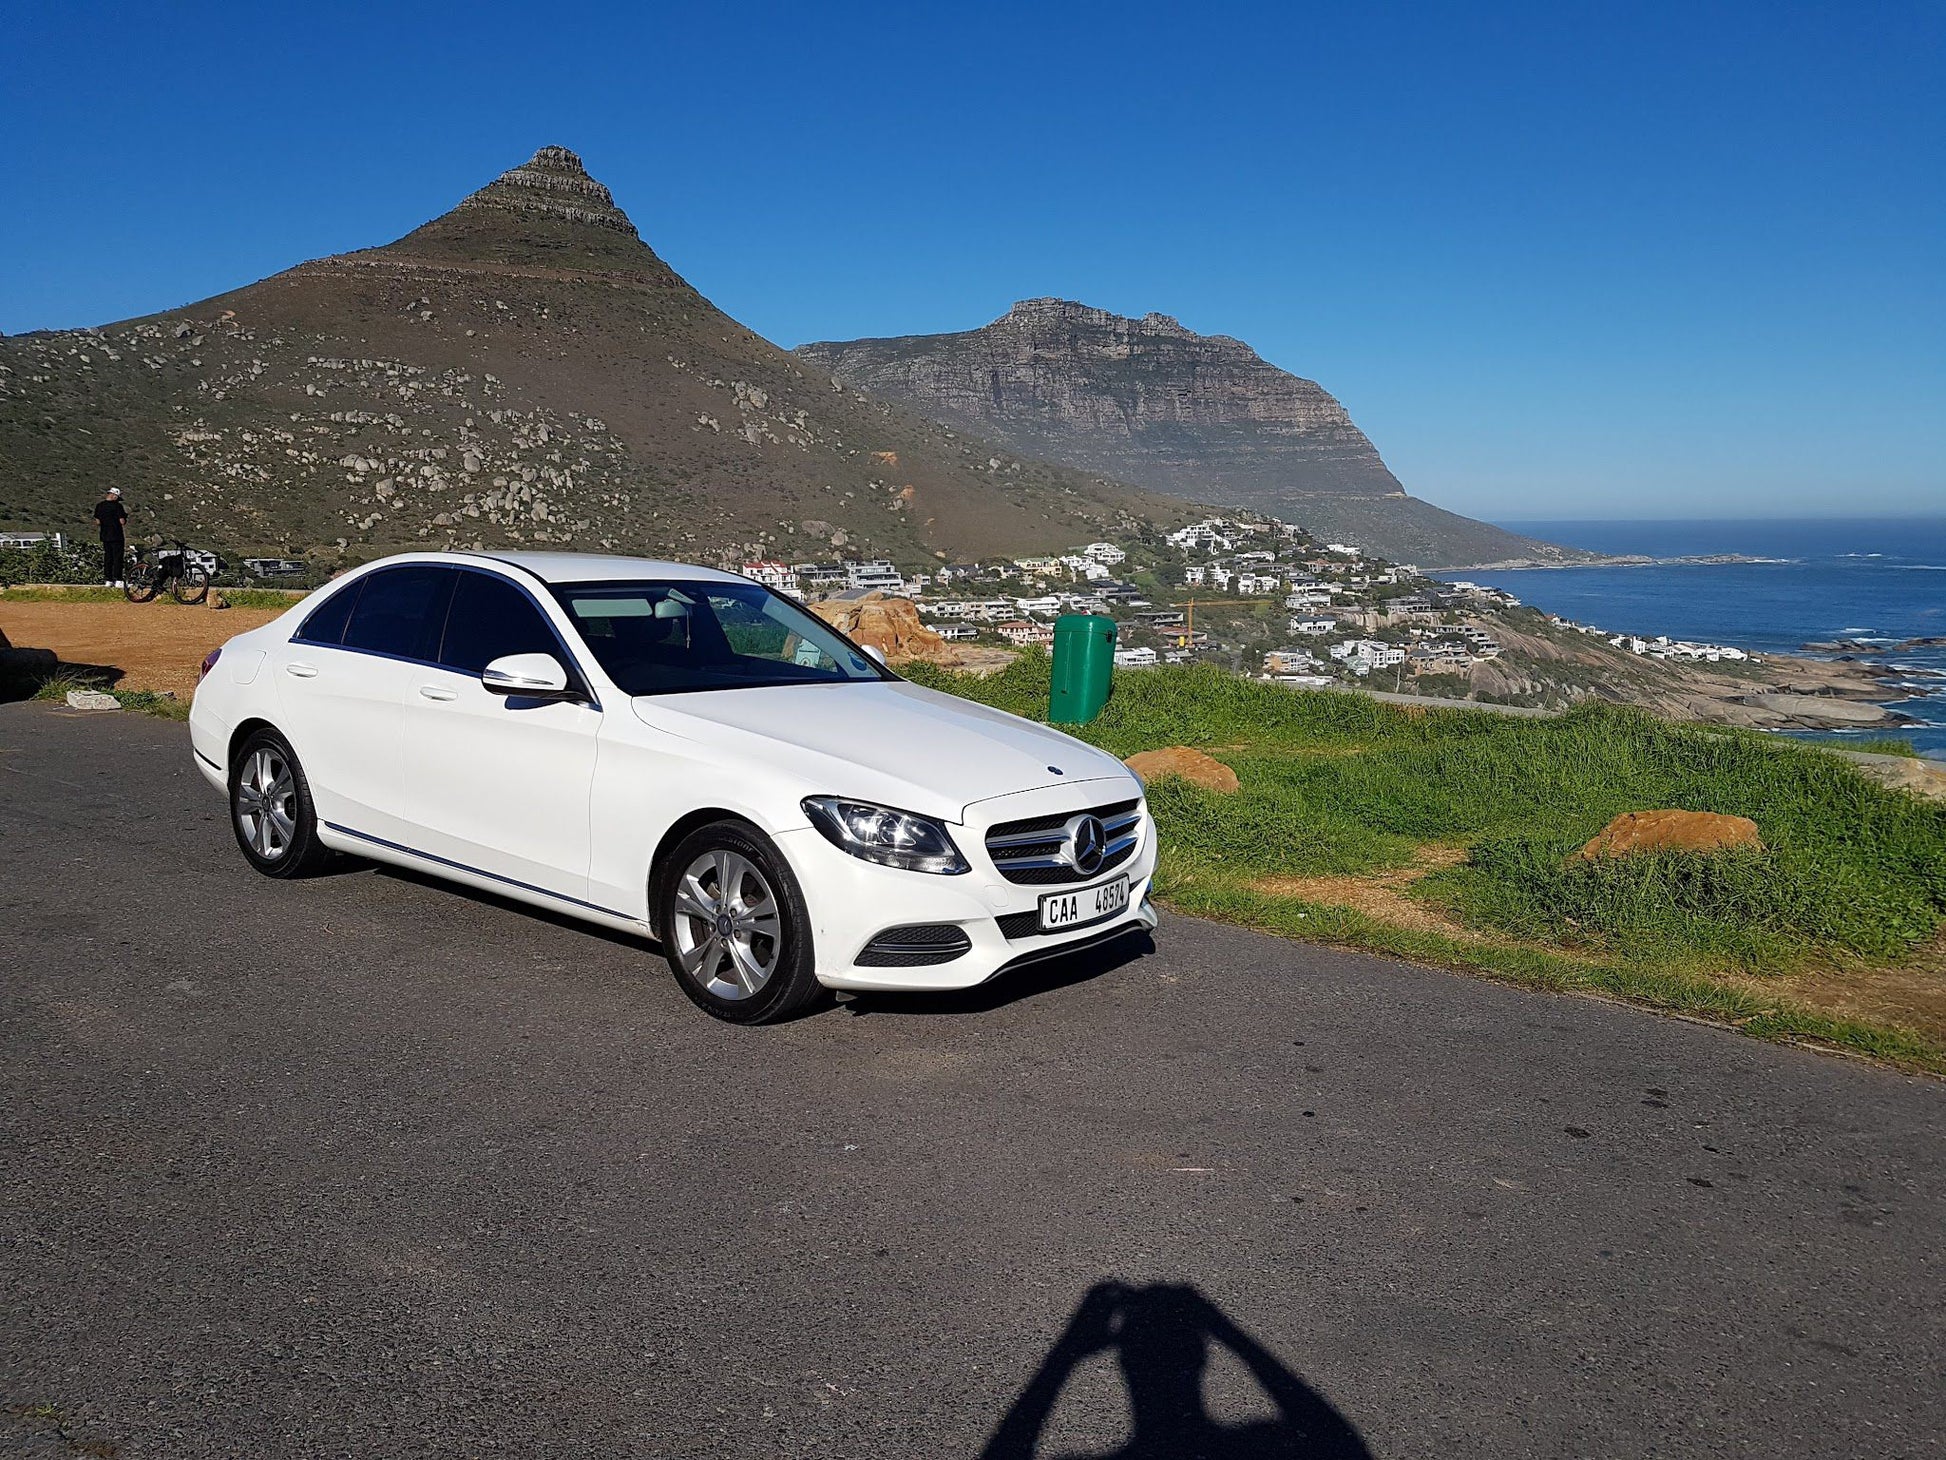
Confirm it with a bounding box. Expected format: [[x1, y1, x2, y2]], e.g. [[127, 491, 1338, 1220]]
[[482, 652, 572, 698], [863, 645, 887, 668]]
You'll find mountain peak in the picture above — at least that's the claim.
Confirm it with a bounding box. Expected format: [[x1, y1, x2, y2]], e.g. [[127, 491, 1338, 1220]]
[[453, 145, 638, 237], [999, 298, 1204, 342]]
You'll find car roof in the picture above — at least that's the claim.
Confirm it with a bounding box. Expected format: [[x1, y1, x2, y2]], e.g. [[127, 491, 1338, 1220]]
[[448, 551, 749, 586]]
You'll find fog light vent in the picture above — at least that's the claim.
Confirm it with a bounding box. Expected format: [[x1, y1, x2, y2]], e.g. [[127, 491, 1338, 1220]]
[[855, 924, 972, 968]]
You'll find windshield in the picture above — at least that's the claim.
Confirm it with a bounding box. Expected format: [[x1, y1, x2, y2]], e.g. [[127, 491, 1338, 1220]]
[[552, 579, 890, 696]]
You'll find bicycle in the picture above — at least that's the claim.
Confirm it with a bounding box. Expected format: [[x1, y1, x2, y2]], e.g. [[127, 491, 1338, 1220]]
[[125, 539, 211, 605]]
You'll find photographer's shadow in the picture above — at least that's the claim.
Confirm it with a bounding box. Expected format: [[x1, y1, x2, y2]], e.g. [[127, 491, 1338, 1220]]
[[982, 1282, 1371, 1460]]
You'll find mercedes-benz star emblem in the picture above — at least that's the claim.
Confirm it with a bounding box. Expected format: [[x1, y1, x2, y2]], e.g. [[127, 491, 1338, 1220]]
[[1062, 814, 1107, 876]]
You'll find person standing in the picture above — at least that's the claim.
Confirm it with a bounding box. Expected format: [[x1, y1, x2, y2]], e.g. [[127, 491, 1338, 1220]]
[[93, 487, 128, 588]]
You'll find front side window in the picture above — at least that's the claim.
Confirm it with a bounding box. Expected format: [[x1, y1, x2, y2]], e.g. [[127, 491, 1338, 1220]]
[[553, 580, 887, 696], [341, 566, 453, 661], [440, 571, 563, 675]]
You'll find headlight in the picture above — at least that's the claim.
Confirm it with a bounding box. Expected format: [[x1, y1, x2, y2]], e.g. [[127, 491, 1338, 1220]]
[[802, 797, 969, 875]]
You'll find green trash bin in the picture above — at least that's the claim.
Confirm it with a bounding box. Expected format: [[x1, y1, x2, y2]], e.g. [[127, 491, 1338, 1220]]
[[1050, 613, 1118, 725]]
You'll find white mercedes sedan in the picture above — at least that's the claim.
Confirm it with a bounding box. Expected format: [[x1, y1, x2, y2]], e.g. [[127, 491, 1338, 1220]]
[[189, 552, 1158, 1022]]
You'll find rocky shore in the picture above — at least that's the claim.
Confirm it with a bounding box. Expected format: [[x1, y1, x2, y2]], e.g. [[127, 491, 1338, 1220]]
[[1465, 615, 1913, 731]]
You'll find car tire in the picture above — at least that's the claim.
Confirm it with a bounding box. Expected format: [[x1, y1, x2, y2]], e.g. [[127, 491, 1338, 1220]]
[[655, 820, 824, 1025], [229, 728, 335, 879]]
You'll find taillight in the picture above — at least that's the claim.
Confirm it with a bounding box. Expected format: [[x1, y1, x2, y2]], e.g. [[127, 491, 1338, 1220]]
[[199, 647, 222, 682]]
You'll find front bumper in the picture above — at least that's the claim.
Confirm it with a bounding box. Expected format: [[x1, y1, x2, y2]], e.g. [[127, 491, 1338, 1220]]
[[775, 814, 1159, 993]]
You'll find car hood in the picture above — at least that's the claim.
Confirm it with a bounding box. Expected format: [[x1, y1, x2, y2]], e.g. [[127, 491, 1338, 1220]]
[[629, 680, 1132, 821]]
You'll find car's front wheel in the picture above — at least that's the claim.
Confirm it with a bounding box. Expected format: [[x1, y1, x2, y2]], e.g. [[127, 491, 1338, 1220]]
[[656, 821, 823, 1024], [229, 728, 335, 878]]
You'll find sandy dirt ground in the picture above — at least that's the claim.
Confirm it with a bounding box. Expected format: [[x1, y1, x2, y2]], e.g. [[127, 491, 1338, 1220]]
[[0, 600, 287, 699]]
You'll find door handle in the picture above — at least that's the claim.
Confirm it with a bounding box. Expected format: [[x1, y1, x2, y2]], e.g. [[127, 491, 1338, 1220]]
[[285, 662, 319, 679], [418, 686, 457, 702]]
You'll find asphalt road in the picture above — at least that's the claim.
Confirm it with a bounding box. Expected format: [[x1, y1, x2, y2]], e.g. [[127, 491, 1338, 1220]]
[[3, 700, 1942, 1459]]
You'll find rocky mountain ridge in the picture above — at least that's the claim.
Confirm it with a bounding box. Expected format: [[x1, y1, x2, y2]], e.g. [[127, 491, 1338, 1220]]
[[0, 149, 1190, 565], [797, 300, 1588, 570]]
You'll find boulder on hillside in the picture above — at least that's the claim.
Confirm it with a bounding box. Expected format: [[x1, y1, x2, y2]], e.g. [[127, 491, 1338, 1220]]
[[1123, 746, 1240, 794], [1573, 810, 1763, 861], [808, 594, 1014, 675], [809, 593, 945, 661]]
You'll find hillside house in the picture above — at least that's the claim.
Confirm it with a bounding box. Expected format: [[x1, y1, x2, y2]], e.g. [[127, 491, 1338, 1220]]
[[997, 620, 1054, 646], [1263, 649, 1324, 674], [792, 561, 847, 589], [1113, 646, 1159, 668], [740, 560, 798, 594], [845, 560, 903, 592]]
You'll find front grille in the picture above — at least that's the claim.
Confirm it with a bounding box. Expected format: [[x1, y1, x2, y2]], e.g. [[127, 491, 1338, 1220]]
[[854, 923, 972, 968], [984, 798, 1141, 886]]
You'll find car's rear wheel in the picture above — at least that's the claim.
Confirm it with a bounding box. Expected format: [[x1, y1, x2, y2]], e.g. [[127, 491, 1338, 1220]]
[[656, 821, 823, 1024], [230, 729, 334, 878]]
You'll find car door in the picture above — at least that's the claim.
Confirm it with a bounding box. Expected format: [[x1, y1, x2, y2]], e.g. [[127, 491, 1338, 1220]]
[[399, 567, 602, 904], [270, 564, 452, 841]]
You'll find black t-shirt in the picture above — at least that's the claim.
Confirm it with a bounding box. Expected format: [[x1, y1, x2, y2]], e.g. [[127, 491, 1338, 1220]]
[[94, 500, 127, 537]]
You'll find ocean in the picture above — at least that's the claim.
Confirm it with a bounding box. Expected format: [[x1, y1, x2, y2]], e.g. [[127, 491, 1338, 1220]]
[[1447, 518, 1946, 759]]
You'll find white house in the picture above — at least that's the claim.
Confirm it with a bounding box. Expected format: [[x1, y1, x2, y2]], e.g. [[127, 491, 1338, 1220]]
[[997, 620, 1055, 646], [740, 560, 798, 594], [846, 560, 904, 592], [1288, 617, 1336, 635], [1113, 646, 1159, 668], [1079, 542, 1128, 565], [1263, 649, 1323, 674], [1331, 639, 1405, 670]]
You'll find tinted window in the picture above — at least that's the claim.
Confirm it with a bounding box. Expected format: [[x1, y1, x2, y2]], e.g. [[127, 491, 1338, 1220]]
[[440, 571, 562, 674], [554, 580, 886, 696], [341, 566, 453, 661], [296, 581, 360, 645]]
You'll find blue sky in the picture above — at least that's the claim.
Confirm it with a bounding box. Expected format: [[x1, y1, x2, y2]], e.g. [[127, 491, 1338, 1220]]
[[3, 0, 1940, 521]]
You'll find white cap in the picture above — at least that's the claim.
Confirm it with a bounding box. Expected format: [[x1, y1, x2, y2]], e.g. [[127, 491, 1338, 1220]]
[[106, 487, 122, 497]]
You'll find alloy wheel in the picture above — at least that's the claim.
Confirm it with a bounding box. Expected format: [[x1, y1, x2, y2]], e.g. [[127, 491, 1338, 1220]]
[[670, 848, 783, 1000], [236, 746, 297, 861]]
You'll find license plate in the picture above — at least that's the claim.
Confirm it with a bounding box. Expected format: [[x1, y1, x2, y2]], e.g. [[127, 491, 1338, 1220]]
[[1038, 875, 1130, 933]]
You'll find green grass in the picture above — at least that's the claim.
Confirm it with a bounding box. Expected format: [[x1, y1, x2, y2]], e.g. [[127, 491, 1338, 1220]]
[[24, 668, 189, 720], [1, 585, 131, 604], [217, 587, 310, 610], [1849, 737, 1923, 759], [0, 584, 305, 609], [905, 655, 1946, 1071]]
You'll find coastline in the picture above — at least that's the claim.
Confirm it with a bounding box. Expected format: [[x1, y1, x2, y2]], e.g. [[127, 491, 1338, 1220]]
[[1446, 552, 1779, 572], [1445, 519, 1946, 758]]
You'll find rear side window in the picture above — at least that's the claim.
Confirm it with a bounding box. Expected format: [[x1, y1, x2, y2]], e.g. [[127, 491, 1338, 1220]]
[[295, 581, 360, 645], [341, 566, 454, 661], [440, 572, 562, 675]]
